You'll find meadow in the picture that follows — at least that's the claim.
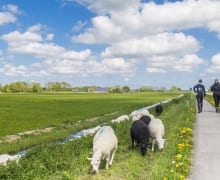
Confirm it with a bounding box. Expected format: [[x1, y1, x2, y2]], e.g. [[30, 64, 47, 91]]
[[0, 92, 195, 179], [0, 91, 179, 154]]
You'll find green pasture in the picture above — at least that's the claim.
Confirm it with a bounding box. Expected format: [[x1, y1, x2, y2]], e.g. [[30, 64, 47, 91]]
[[0, 93, 195, 179], [0, 92, 179, 137], [0, 92, 180, 153]]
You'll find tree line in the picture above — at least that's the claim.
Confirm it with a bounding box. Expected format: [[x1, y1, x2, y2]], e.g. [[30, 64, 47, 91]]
[[0, 81, 72, 93], [0, 81, 182, 93], [0, 81, 132, 93]]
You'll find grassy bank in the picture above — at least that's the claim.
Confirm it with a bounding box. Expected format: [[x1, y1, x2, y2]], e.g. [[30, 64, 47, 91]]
[[0, 93, 195, 179]]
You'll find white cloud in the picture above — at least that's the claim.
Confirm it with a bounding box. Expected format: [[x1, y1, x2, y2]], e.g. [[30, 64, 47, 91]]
[[99, 58, 135, 75], [73, 16, 123, 44], [0, 1, 215, 82], [71, 0, 140, 14], [71, 0, 211, 76], [73, 0, 220, 44], [1, 30, 43, 44], [0, 11, 16, 25], [46, 34, 54, 41], [1, 25, 134, 78], [3, 4, 21, 14], [147, 54, 204, 73], [27, 24, 43, 32], [208, 53, 220, 73], [72, 21, 87, 32], [1, 26, 91, 60], [0, 4, 20, 25], [61, 50, 91, 60], [147, 67, 167, 74], [41, 57, 135, 77], [0, 64, 27, 76], [101, 32, 200, 58]]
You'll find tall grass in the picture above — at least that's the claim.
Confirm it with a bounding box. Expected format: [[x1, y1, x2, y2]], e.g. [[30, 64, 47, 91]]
[[0, 93, 195, 179]]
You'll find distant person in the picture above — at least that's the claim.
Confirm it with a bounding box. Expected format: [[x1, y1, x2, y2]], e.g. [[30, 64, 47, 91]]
[[211, 78, 220, 113], [193, 79, 206, 113]]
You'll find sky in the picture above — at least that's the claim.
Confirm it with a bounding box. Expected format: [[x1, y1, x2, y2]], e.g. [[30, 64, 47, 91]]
[[0, 0, 220, 90]]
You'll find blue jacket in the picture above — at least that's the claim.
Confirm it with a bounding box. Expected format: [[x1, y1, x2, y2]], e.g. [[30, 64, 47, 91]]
[[193, 83, 206, 97]]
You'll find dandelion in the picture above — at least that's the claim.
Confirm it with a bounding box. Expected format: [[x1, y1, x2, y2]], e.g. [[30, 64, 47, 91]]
[[186, 143, 193, 147], [179, 174, 185, 179], [186, 127, 192, 132], [180, 130, 186, 134], [178, 143, 185, 149], [163, 177, 168, 180], [175, 154, 182, 160]]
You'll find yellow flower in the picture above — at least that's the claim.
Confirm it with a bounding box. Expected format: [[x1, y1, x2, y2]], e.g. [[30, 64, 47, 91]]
[[178, 143, 185, 149], [175, 154, 182, 160], [176, 163, 179, 168], [180, 130, 186, 134], [179, 175, 185, 179], [163, 177, 168, 180], [186, 143, 193, 147]]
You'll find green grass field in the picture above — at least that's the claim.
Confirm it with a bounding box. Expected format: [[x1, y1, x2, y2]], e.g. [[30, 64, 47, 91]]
[[0, 92, 195, 179], [0, 92, 180, 154], [0, 92, 179, 137]]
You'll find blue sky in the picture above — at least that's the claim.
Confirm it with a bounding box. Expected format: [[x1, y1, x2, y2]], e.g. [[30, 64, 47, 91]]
[[0, 0, 220, 90]]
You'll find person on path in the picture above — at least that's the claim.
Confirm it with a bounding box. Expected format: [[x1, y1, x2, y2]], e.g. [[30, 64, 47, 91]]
[[193, 79, 206, 113], [210, 78, 220, 113]]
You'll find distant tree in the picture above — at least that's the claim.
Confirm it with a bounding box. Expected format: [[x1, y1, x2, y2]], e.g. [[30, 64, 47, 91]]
[[122, 86, 130, 93], [60, 81, 72, 91], [170, 86, 181, 91], [31, 82, 42, 92], [139, 86, 154, 92], [110, 86, 121, 93], [88, 86, 96, 92], [9, 81, 28, 92], [45, 82, 72, 91], [107, 87, 113, 93], [3, 84, 11, 93]]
